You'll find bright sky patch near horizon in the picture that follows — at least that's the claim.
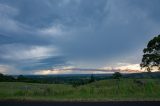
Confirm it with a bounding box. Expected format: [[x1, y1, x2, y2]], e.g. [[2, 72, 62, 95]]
[[0, 0, 160, 75]]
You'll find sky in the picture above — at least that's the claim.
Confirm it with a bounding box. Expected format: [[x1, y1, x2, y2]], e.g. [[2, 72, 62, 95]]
[[0, 0, 160, 75]]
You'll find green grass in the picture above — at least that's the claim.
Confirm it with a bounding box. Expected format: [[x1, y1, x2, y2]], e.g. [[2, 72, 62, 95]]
[[0, 79, 160, 101]]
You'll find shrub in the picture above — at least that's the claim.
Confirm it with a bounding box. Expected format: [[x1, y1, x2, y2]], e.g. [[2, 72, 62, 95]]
[[0, 73, 3, 77], [112, 72, 122, 79], [89, 74, 95, 83]]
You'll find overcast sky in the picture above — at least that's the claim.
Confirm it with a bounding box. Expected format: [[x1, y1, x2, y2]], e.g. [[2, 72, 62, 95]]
[[0, 0, 160, 74]]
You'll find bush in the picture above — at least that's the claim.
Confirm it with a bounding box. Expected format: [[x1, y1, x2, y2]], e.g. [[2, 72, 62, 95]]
[[0, 73, 3, 77], [72, 81, 82, 88], [89, 74, 95, 83], [0, 73, 15, 82], [112, 72, 122, 79]]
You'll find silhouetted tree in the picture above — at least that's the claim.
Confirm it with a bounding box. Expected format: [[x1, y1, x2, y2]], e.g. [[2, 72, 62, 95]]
[[112, 72, 122, 79], [0, 73, 15, 81], [17, 75, 26, 80], [89, 74, 95, 82], [0, 73, 3, 77], [140, 35, 160, 72]]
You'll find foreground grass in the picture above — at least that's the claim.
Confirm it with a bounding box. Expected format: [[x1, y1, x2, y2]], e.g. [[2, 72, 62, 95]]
[[0, 79, 160, 101]]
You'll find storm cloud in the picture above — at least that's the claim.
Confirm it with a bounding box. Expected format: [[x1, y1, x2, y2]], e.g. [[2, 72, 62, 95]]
[[0, 0, 160, 74]]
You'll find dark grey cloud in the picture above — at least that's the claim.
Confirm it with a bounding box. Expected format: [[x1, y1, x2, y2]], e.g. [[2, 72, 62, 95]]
[[16, 56, 67, 71], [0, 0, 160, 74]]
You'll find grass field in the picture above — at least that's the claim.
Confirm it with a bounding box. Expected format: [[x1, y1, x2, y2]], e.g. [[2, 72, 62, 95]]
[[0, 79, 160, 101]]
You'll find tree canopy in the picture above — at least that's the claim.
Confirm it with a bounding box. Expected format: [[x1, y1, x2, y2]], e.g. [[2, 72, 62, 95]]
[[140, 35, 160, 72]]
